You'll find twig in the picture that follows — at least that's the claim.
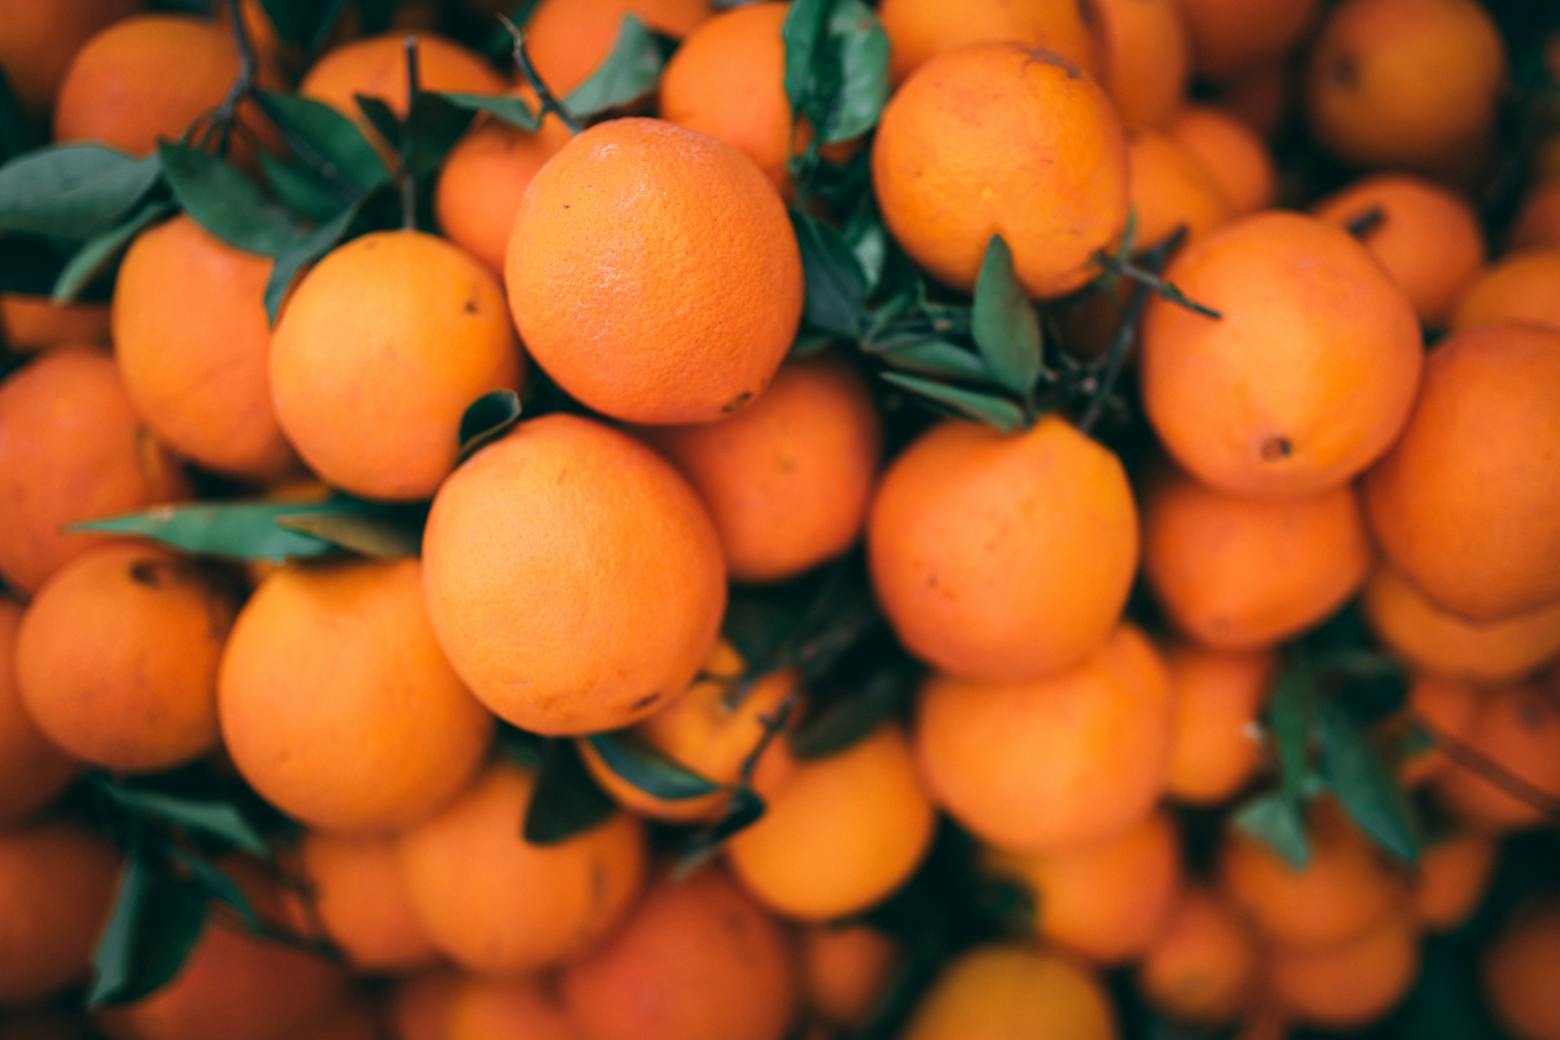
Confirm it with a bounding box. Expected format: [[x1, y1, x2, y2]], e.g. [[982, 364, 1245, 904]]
[[195, 0, 260, 154], [399, 36, 420, 229], [1344, 205, 1386, 238], [1413, 711, 1560, 820], [496, 13, 583, 134], [1092, 245, 1222, 320]]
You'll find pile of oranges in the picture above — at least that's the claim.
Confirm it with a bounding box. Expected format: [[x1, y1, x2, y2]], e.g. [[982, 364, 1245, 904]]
[[1, 0, 1558, 1038]]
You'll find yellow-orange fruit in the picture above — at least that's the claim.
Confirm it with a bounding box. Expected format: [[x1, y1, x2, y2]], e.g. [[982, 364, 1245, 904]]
[[17, 544, 235, 771], [1144, 470, 1372, 649], [219, 559, 492, 832], [1484, 903, 1560, 1040], [872, 42, 1128, 298], [0, 822, 119, 1006], [726, 725, 936, 921], [1174, 0, 1319, 80], [1142, 212, 1423, 496], [0, 599, 75, 825], [507, 118, 801, 425], [1127, 129, 1234, 246], [526, 0, 712, 95], [877, 0, 1100, 85], [560, 868, 796, 1040], [0, 295, 110, 353], [1413, 832, 1496, 931], [1307, 0, 1505, 169], [643, 357, 881, 583], [1164, 642, 1275, 803], [991, 809, 1182, 964], [868, 417, 1137, 681], [1433, 682, 1560, 833], [1451, 250, 1560, 333], [904, 946, 1114, 1040], [1268, 910, 1419, 1028], [1400, 675, 1480, 786], [113, 215, 297, 480], [1364, 323, 1560, 621], [270, 229, 523, 501], [800, 925, 900, 1030], [1094, 0, 1190, 129], [1364, 566, 1560, 684], [1313, 174, 1486, 326], [296, 831, 438, 973], [423, 415, 726, 735], [0, 345, 186, 594], [1139, 888, 1257, 1024], [1166, 105, 1276, 215], [0, 0, 139, 113], [1511, 182, 1560, 250], [916, 624, 1173, 851], [398, 761, 646, 975], [445, 977, 580, 1040]]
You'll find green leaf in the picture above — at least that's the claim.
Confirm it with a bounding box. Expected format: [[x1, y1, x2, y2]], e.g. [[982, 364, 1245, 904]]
[[0, 145, 161, 239], [497, 726, 548, 768], [258, 0, 349, 49], [1235, 791, 1311, 869], [89, 857, 207, 1007], [782, 0, 889, 146], [259, 153, 343, 224], [90, 778, 269, 855], [263, 201, 360, 323], [0, 68, 35, 164], [971, 236, 1042, 397], [791, 209, 865, 338], [158, 142, 303, 256], [867, 337, 990, 383], [523, 741, 616, 845], [584, 732, 723, 801], [789, 671, 908, 760], [274, 506, 425, 559], [256, 91, 390, 193], [436, 92, 540, 132], [842, 203, 887, 293], [1268, 661, 1317, 798], [51, 202, 173, 303], [674, 787, 766, 878], [457, 389, 523, 462], [403, 93, 478, 179], [879, 372, 1026, 432], [1317, 697, 1421, 863], [164, 847, 261, 930], [566, 15, 665, 118], [353, 94, 403, 151]]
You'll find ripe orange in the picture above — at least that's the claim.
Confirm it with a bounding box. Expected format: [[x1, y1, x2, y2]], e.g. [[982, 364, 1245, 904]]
[[1093, 0, 1191, 129], [877, 0, 1100, 85], [1164, 642, 1275, 803], [422, 414, 726, 735], [1450, 250, 1560, 333], [0, 598, 75, 826], [1267, 909, 1419, 1027], [904, 946, 1114, 1040], [1142, 212, 1422, 496], [868, 417, 1137, 681], [270, 229, 523, 501], [1511, 181, 1560, 250], [1399, 675, 1480, 786], [873, 42, 1128, 298], [1412, 832, 1496, 931], [0, 822, 119, 1006], [1139, 887, 1257, 1024], [916, 624, 1173, 851], [507, 117, 801, 424], [295, 831, 437, 973], [1165, 105, 1277, 215], [0, 0, 138, 113], [800, 925, 900, 1030], [1174, 0, 1320, 80], [0, 295, 110, 353], [525, 0, 712, 96], [1432, 681, 1560, 832], [1484, 903, 1560, 1040], [219, 559, 493, 831], [1126, 129, 1234, 246], [444, 977, 580, 1040]]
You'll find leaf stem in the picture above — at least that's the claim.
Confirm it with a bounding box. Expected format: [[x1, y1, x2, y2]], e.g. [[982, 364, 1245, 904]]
[[198, 0, 260, 154], [1092, 242, 1222, 320], [1413, 711, 1560, 820], [496, 14, 583, 134], [399, 35, 420, 229]]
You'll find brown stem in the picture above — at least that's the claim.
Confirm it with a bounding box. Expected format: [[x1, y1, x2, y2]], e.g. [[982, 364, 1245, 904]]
[[198, 0, 260, 154], [496, 13, 583, 134], [399, 35, 420, 229], [1345, 205, 1386, 238], [1092, 244, 1222, 320], [1413, 711, 1560, 819]]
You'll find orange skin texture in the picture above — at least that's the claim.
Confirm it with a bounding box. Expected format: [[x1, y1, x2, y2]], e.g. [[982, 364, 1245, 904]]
[[296, 831, 438, 973], [423, 415, 726, 736], [1094, 0, 1191, 130], [872, 43, 1128, 298], [1364, 566, 1560, 685], [445, 978, 581, 1040], [991, 809, 1183, 964], [916, 624, 1173, 852], [1166, 106, 1276, 215], [0, 0, 139, 113], [1267, 910, 1420, 1028], [0, 295, 110, 353], [726, 724, 937, 922], [1164, 642, 1275, 804], [1433, 682, 1560, 833], [1484, 903, 1560, 1040], [868, 417, 1138, 681], [1312, 175, 1486, 327], [397, 761, 646, 975], [1399, 675, 1480, 786], [0, 822, 119, 1006], [1127, 129, 1234, 246], [800, 925, 900, 1030], [1220, 801, 1407, 950], [1364, 323, 1560, 620], [0, 599, 75, 826], [17, 544, 235, 772], [1143, 470, 1372, 650], [643, 357, 882, 583], [507, 118, 801, 425], [1139, 888, 1258, 1024], [560, 868, 797, 1040], [219, 559, 493, 832], [1451, 250, 1560, 333], [113, 215, 298, 480], [1174, 0, 1319, 80], [1307, 0, 1505, 169], [526, 0, 713, 95], [1412, 832, 1496, 931], [270, 229, 522, 501], [878, 0, 1100, 85], [904, 946, 1115, 1040], [1142, 212, 1423, 496], [0, 346, 187, 594], [1511, 181, 1560, 250]]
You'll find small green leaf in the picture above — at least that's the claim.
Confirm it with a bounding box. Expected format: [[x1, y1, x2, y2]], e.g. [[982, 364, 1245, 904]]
[[1317, 697, 1421, 863], [51, 202, 173, 303], [497, 726, 548, 768], [436, 92, 540, 132], [1268, 661, 1317, 797], [259, 0, 350, 49], [0, 145, 161, 239], [274, 506, 425, 559], [90, 778, 269, 854], [789, 672, 908, 760], [566, 15, 665, 118], [256, 91, 390, 193], [259, 153, 342, 224], [791, 209, 866, 338], [971, 236, 1042, 397], [782, 0, 889, 146], [523, 741, 616, 845], [1235, 791, 1311, 869], [89, 858, 208, 1007], [867, 337, 990, 383], [879, 372, 1026, 432], [157, 142, 302, 255], [263, 201, 360, 322], [353, 94, 403, 150], [403, 93, 478, 179], [674, 787, 766, 878], [457, 389, 523, 462], [165, 847, 261, 930], [584, 732, 722, 801], [842, 203, 887, 293]]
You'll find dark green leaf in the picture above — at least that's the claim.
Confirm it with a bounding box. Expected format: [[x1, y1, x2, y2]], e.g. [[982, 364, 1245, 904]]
[[403, 93, 478, 179], [1234, 791, 1311, 868], [274, 506, 425, 559], [791, 209, 865, 338], [523, 741, 616, 845], [256, 91, 390, 193], [782, 0, 889, 146], [566, 15, 665, 117], [879, 372, 1026, 432], [497, 726, 548, 768], [157, 142, 302, 255], [0, 145, 160, 239], [0, 68, 35, 163], [1317, 697, 1421, 863], [51, 202, 172, 302], [89, 858, 207, 1007], [842, 204, 887, 292], [353, 94, 403, 151], [90, 779, 269, 854], [867, 337, 990, 383], [165, 847, 261, 930], [790, 329, 835, 357], [259, 153, 342, 224], [457, 389, 523, 462], [263, 201, 360, 323], [585, 732, 722, 801], [1268, 661, 1317, 797], [789, 672, 908, 760], [971, 236, 1042, 396], [436, 92, 540, 132], [0, 235, 72, 296], [259, 0, 348, 49], [674, 787, 766, 878]]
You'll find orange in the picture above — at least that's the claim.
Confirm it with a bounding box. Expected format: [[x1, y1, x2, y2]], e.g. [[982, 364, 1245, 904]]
[[0, 0, 138, 113], [726, 724, 937, 921], [1174, 0, 1319, 80], [0, 598, 75, 825], [445, 977, 579, 1040], [506, 118, 801, 424], [989, 809, 1182, 964], [642, 356, 881, 583], [525, 0, 712, 96], [398, 760, 646, 974], [220, 559, 492, 832], [17, 544, 235, 772], [1166, 105, 1276, 215], [1364, 566, 1560, 684], [904, 946, 1114, 1040], [1268, 909, 1419, 1028], [1432, 681, 1560, 832], [877, 0, 1100, 85], [295, 831, 438, 973], [1312, 174, 1486, 326], [422, 414, 726, 735], [1511, 181, 1560, 250], [0, 822, 119, 1006], [1139, 887, 1257, 1024], [1412, 832, 1496, 931], [1399, 675, 1480, 786], [1164, 642, 1275, 803], [916, 624, 1173, 851], [1126, 129, 1233, 246], [0, 295, 110, 353], [1363, 323, 1560, 621], [868, 417, 1137, 681], [290, 1003, 379, 1040], [1142, 212, 1422, 496], [1307, 0, 1505, 169], [1143, 469, 1372, 649], [800, 925, 900, 1030], [113, 215, 297, 481], [1484, 903, 1560, 1040], [1451, 250, 1560, 332], [0, 345, 187, 594], [270, 229, 523, 501], [560, 867, 796, 1040], [1093, 0, 1191, 130], [872, 42, 1128, 298]]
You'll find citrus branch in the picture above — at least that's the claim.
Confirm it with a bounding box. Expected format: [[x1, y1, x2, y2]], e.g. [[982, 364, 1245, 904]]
[[1092, 245, 1222, 320], [400, 35, 420, 229], [1413, 711, 1560, 819], [496, 13, 583, 134], [194, 0, 260, 154]]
